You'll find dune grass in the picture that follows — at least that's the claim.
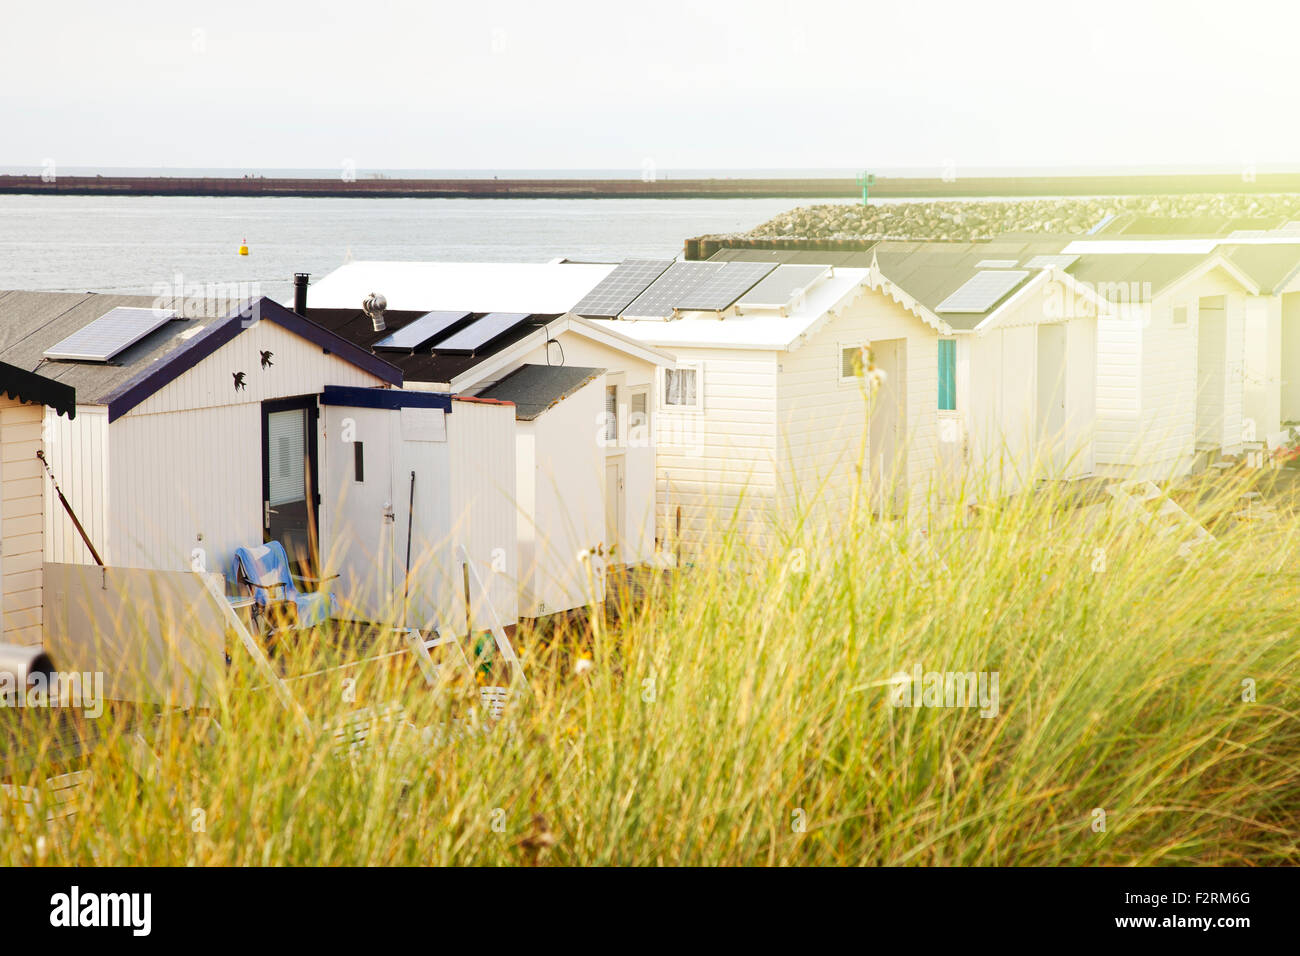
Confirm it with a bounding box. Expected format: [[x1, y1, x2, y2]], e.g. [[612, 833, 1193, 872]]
[[2, 468, 1298, 866]]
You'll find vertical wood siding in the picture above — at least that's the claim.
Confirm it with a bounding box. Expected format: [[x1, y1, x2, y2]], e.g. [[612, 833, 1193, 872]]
[[1, 400, 46, 645]]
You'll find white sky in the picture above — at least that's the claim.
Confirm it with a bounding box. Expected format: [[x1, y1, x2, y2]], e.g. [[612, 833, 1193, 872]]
[[3, 0, 1298, 171]]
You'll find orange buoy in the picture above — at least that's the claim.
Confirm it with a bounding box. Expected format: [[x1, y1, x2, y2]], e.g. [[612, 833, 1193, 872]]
[[238, 237, 249, 256]]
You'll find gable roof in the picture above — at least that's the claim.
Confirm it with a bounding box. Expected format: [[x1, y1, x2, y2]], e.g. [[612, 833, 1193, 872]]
[[592, 266, 948, 350], [868, 239, 1078, 331], [0, 360, 76, 418], [302, 261, 618, 314], [473, 364, 604, 420], [0, 292, 401, 421]]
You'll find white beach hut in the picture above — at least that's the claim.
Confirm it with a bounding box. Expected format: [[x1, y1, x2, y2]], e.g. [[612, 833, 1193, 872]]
[[588, 259, 946, 555], [301, 262, 674, 616], [870, 241, 1111, 493]]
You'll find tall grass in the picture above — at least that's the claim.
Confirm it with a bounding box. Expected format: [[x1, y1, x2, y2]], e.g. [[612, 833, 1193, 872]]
[[2, 468, 1298, 865]]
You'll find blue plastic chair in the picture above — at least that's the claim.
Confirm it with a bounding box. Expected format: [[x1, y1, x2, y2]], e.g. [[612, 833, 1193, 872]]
[[232, 541, 337, 631]]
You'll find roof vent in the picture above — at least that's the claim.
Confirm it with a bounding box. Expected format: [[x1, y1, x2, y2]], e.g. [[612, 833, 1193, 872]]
[[363, 292, 387, 332]]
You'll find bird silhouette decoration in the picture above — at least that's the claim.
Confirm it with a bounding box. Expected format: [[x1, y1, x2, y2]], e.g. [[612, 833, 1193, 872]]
[[260, 350, 274, 369], [233, 371, 247, 391]]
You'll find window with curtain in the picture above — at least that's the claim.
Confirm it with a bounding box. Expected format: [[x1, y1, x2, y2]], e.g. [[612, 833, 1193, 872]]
[[664, 367, 698, 407], [938, 339, 956, 411]]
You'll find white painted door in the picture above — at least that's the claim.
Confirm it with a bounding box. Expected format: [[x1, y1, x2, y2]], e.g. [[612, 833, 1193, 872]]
[[321, 405, 395, 622], [605, 457, 623, 563], [1197, 303, 1228, 448]]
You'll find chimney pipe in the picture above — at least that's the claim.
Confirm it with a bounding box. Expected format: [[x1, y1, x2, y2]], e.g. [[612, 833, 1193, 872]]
[[293, 273, 310, 316]]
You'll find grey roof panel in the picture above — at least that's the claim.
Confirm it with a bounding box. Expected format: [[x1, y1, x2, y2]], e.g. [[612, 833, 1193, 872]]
[[473, 363, 604, 420]]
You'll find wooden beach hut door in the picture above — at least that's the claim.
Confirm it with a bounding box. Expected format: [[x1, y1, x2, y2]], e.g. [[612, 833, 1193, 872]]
[[1197, 299, 1228, 449], [605, 457, 624, 563], [262, 396, 321, 575], [869, 338, 907, 515]]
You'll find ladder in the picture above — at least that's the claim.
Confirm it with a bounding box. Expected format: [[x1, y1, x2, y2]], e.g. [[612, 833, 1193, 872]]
[[1106, 480, 1215, 558]]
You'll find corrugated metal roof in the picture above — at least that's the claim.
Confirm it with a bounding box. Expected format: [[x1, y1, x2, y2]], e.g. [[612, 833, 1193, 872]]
[[472, 363, 604, 421]]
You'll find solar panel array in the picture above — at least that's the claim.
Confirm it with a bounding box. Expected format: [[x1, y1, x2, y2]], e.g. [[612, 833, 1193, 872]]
[[621, 262, 724, 318], [571, 259, 674, 317], [1022, 254, 1080, 271], [936, 270, 1031, 313], [43, 306, 176, 362], [373, 311, 471, 351], [736, 264, 831, 309], [434, 312, 531, 354], [673, 261, 777, 311]]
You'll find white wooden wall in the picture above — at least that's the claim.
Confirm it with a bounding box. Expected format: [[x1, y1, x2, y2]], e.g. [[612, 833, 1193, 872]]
[[43, 406, 109, 566], [514, 334, 660, 567], [1097, 269, 1245, 477], [778, 288, 938, 526], [1, 399, 46, 645], [47, 318, 389, 580], [655, 348, 779, 556]]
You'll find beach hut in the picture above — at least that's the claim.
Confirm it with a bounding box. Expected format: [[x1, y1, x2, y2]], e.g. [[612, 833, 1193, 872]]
[[0, 361, 75, 647], [1060, 235, 1300, 444], [870, 241, 1110, 493], [1053, 244, 1261, 477], [299, 263, 673, 616], [584, 258, 947, 555]]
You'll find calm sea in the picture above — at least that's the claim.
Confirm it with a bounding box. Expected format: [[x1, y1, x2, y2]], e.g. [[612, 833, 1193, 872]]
[[0, 194, 857, 300]]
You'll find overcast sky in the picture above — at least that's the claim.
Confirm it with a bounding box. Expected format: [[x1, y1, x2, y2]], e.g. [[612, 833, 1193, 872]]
[[3, 0, 1297, 172]]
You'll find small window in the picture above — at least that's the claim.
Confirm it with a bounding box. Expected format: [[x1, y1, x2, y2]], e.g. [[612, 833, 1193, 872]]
[[938, 340, 956, 411], [604, 385, 618, 442], [664, 366, 701, 409], [353, 441, 364, 482], [629, 388, 649, 444], [1172, 305, 1188, 326], [840, 344, 866, 383]]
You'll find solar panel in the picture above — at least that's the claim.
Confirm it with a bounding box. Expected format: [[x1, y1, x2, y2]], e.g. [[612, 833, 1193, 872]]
[[43, 306, 176, 362], [621, 262, 724, 318], [935, 270, 1030, 313], [372, 311, 471, 351], [571, 259, 674, 317], [975, 259, 1019, 269], [737, 265, 831, 309], [433, 312, 531, 354], [674, 261, 778, 311]]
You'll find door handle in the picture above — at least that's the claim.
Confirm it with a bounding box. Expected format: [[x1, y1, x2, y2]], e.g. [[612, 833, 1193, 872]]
[[264, 501, 278, 528]]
